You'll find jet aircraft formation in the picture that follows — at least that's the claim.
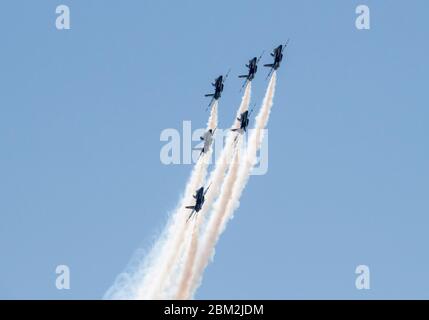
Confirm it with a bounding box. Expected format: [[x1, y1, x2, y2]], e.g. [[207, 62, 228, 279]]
[[187, 42, 289, 222]]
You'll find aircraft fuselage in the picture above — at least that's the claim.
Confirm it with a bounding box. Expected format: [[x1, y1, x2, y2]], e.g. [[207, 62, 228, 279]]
[[194, 187, 205, 212]]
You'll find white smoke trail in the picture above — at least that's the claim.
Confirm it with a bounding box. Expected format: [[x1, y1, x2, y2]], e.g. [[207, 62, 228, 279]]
[[186, 72, 277, 298], [148, 102, 219, 299], [175, 212, 201, 299], [176, 146, 242, 299], [146, 102, 218, 299], [173, 83, 252, 299], [104, 102, 218, 299]]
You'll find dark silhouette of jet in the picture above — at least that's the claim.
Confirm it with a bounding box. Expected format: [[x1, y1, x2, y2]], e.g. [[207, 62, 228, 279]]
[[205, 70, 230, 109], [231, 110, 252, 133], [185, 185, 211, 222], [238, 52, 264, 90], [264, 40, 289, 78]]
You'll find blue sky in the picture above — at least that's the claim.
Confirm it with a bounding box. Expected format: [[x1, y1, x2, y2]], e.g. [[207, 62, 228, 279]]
[[0, 0, 428, 299]]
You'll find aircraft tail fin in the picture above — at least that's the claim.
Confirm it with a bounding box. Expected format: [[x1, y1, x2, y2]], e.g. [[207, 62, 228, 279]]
[[185, 205, 195, 209], [264, 63, 274, 67], [238, 75, 247, 78], [205, 94, 214, 97]]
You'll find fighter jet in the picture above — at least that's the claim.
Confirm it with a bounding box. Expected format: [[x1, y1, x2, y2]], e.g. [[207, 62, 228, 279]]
[[204, 70, 230, 109], [185, 185, 211, 222], [264, 40, 289, 78], [195, 128, 216, 158], [238, 52, 264, 90], [231, 110, 252, 133]]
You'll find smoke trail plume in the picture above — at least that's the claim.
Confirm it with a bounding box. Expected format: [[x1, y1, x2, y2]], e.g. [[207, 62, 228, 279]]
[[152, 102, 220, 298], [170, 83, 251, 298], [186, 72, 277, 298], [104, 102, 218, 299], [176, 145, 242, 299], [175, 212, 202, 299], [146, 102, 218, 299]]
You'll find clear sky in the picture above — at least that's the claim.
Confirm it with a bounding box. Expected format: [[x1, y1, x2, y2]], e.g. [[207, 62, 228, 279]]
[[0, 0, 428, 299]]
